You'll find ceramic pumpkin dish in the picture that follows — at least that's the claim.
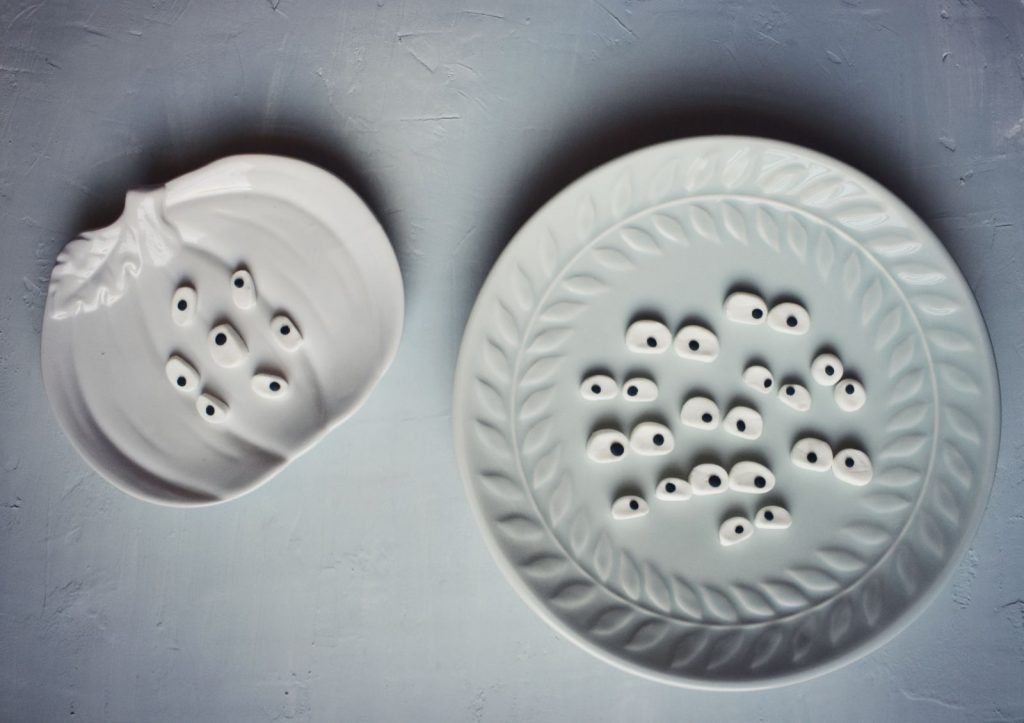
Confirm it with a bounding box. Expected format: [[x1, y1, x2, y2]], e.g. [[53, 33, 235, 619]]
[[42, 155, 404, 506]]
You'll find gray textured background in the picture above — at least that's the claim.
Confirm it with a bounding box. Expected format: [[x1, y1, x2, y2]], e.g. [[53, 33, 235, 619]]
[[1, 1, 1022, 721]]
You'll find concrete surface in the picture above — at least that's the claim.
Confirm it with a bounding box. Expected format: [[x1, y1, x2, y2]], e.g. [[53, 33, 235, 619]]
[[1, 0, 1023, 720]]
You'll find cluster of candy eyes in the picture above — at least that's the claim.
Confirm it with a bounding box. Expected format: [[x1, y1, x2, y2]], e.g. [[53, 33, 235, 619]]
[[164, 268, 303, 422], [740, 354, 865, 413]]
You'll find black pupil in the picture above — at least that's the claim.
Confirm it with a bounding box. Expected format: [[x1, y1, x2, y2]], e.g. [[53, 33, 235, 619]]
[[754, 476, 766, 488], [281, 325, 291, 336], [845, 457, 855, 468], [735, 525, 744, 534], [786, 386, 795, 396], [653, 434, 664, 446], [665, 482, 676, 493], [825, 365, 835, 376], [629, 499, 639, 510], [234, 277, 244, 288], [176, 376, 186, 387], [176, 299, 187, 311], [763, 378, 771, 388], [205, 405, 214, 416], [591, 384, 601, 394], [846, 384, 855, 394], [752, 308, 763, 319], [701, 413, 712, 423], [215, 333, 227, 345], [787, 315, 798, 327], [646, 336, 657, 347], [269, 381, 281, 392], [765, 511, 774, 521], [688, 340, 699, 351], [807, 452, 818, 463], [610, 442, 624, 457], [709, 475, 721, 488], [736, 420, 746, 432], [627, 386, 637, 397]]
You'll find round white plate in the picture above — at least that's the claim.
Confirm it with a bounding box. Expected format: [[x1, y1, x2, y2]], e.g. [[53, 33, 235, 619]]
[[453, 137, 999, 688], [42, 155, 404, 506]]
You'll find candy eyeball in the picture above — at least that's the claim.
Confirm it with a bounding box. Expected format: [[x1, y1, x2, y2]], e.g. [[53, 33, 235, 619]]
[[272, 314, 303, 351], [230, 268, 256, 309], [165, 355, 199, 392], [719, 516, 754, 546], [811, 352, 844, 386], [835, 378, 866, 411], [625, 319, 671, 354], [656, 477, 692, 501], [791, 437, 834, 471], [622, 377, 657, 402], [581, 374, 618, 400], [723, 291, 767, 325], [680, 396, 720, 430], [723, 406, 763, 440], [252, 372, 288, 399], [612, 495, 649, 520], [833, 448, 873, 486], [743, 364, 774, 393], [729, 461, 776, 494], [767, 301, 810, 335], [755, 505, 792, 530], [171, 286, 197, 326], [587, 429, 628, 463], [690, 463, 729, 495], [196, 392, 229, 423], [209, 323, 248, 368], [674, 324, 719, 362], [779, 382, 811, 411], [629, 422, 674, 456]]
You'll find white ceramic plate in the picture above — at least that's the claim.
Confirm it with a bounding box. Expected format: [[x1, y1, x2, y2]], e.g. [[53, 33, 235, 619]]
[[453, 137, 999, 688], [42, 155, 404, 506]]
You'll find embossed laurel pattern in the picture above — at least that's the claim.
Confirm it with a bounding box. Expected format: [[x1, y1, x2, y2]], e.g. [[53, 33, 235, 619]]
[[458, 139, 995, 684]]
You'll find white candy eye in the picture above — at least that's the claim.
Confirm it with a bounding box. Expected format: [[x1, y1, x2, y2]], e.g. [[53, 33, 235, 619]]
[[629, 422, 674, 455], [791, 437, 833, 471], [729, 461, 776, 494], [811, 353, 844, 386], [272, 314, 303, 351], [833, 449, 873, 486], [755, 506, 792, 530], [252, 372, 288, 399], [171, 286, 197, 326], [690, 463, 729, 495], [581, 374, 617, 400], [209, 323, 248, 368], [743, 364, 774, 393], [656, 477, 692, 501], [612, 495, 649, 520], [768, 302, 810, 335], [723, 406, 763, 440], [719, 516, 754, 546], [625, 320, 671, 353], [587, 429, 628, 463], [230, 268, 256, 309], [622, 377, 657, 402], [680, 396, 720, 430], [778, 382, 811, 411], [674, 325, 719, 362], [835, 378, 866, 411], [165, 355, 199, 392], [197, 392, 229, 423], [723, 291, 767, 324]]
